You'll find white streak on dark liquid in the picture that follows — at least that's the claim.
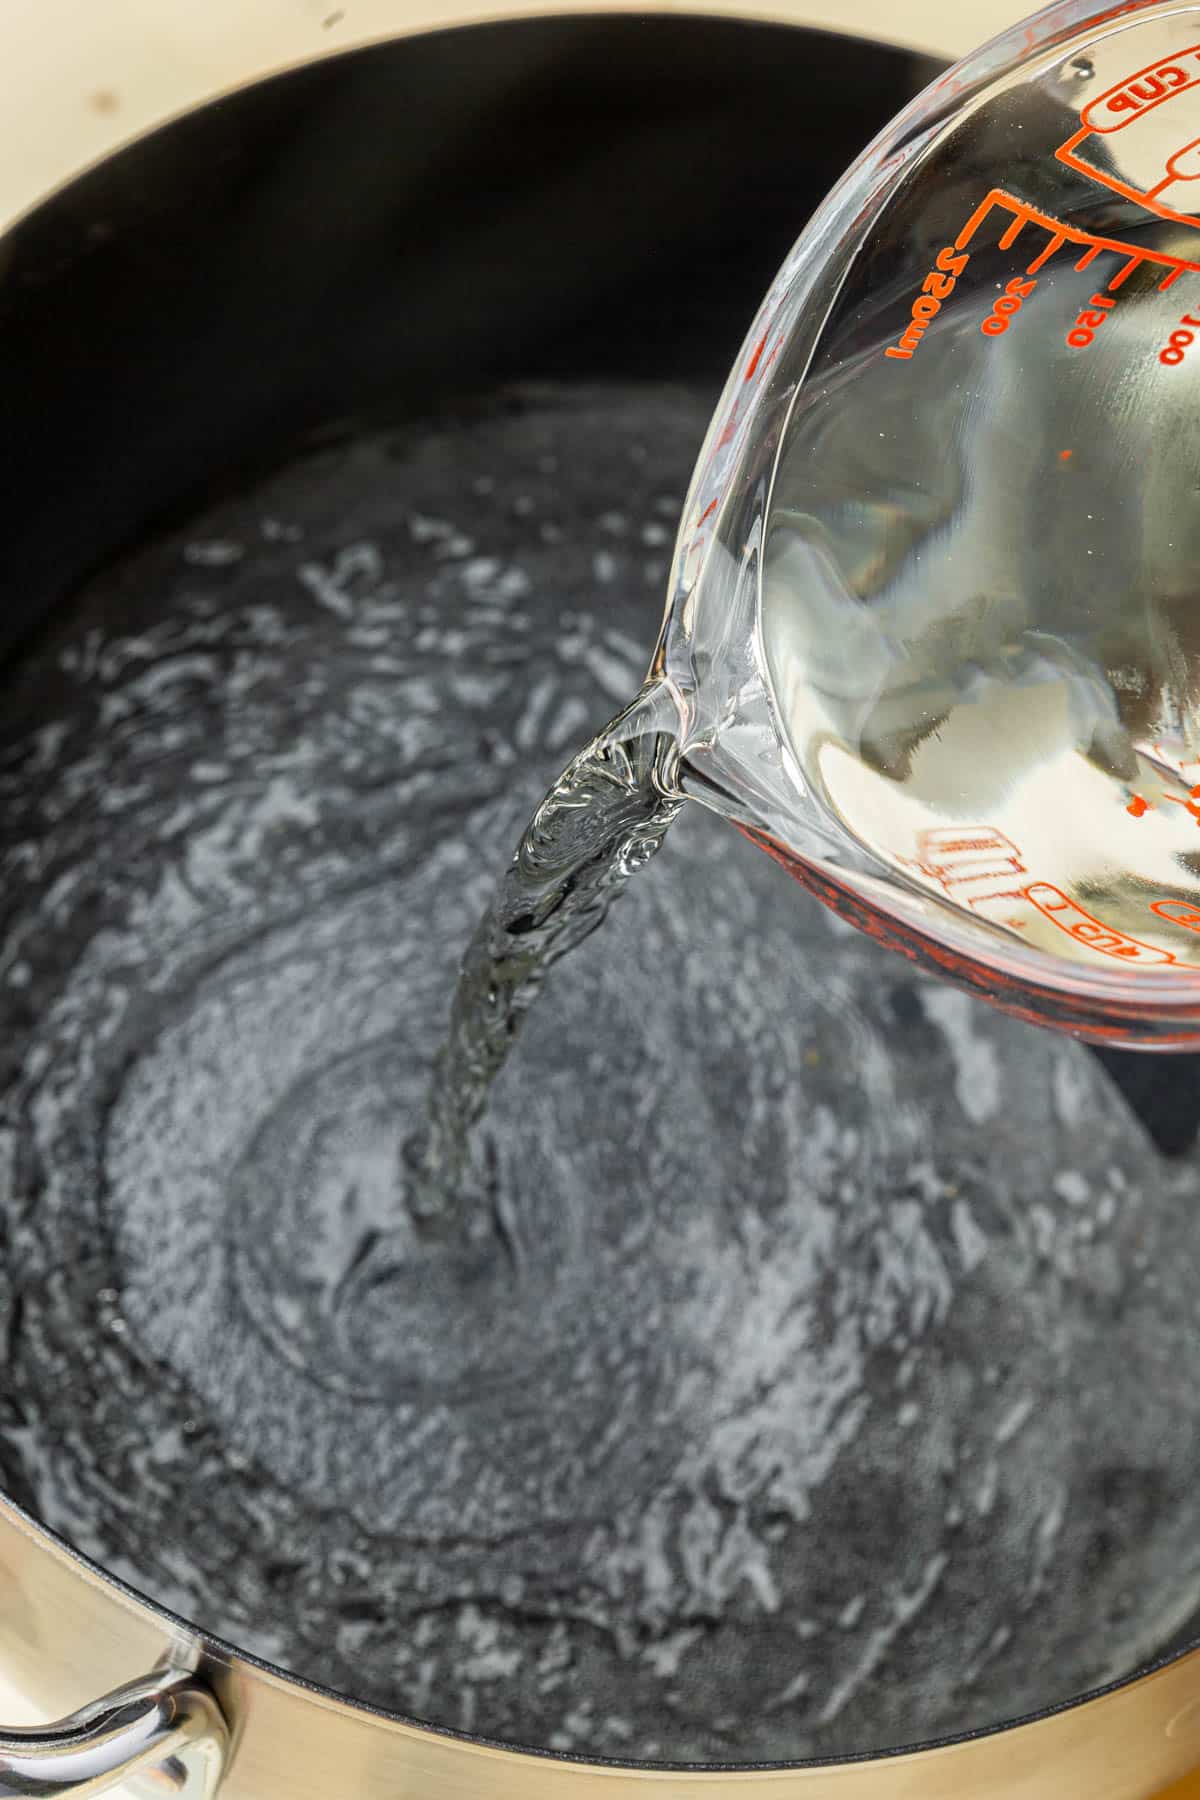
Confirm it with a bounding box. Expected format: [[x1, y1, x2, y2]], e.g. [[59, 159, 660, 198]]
[[3, 391, 1200, 1764]]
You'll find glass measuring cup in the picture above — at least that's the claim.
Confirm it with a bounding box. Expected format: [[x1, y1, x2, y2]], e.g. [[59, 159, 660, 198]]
[[652, 0, 1200, 1048]]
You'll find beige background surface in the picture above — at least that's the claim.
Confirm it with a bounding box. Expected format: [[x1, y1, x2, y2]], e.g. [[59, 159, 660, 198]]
[[2, 0, 1022, 230]]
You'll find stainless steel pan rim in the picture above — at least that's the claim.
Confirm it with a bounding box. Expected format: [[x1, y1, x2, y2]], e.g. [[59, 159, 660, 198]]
[[2, 2, 1199, 1796], [9, 1486, 1200, 1780]]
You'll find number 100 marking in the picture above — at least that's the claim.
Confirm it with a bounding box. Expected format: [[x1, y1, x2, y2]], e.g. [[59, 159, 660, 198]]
[[1160, 313, 1200, 366]]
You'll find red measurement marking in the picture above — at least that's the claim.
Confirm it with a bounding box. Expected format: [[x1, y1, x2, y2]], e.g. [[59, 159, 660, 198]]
[[890, 187, 1200, 364], [714, 326, 782, 443], [1082, 52, 1200, 129], [697, 497, 718, 526], [1159, 312, 1200, 366], [1160, 794, 1200, 823], [1127, 794, 1150, 817], [981, 274, 1037, 338], [1149, 137, 1200, 202], [1067, 290, 1117, 349], [1025, 883, 1180, 964], [954, 189, 1200, 289], [744, 332, 768, 381], [1106, 256, 1144, 291], [886, 244, 969, 360], [914, 826, 1027, 909], [746, 825, 1200, 1046], [1152, 899, 1200, 934], [1058, 44, 1200, 230], [1027, 233, 1067, 274]]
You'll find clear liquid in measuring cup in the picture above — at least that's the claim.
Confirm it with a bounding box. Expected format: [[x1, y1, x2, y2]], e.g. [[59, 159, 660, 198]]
[[763, 230, 1200, 979], [662, 3, 1200, 1012], [416, 5, 1200, 1184]]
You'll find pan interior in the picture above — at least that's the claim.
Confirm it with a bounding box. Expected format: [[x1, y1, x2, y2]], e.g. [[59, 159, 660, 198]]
[[5, 389, 1200, 1764]]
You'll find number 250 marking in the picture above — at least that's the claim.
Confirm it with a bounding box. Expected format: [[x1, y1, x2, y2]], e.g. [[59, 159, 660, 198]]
[[886, 245, 970, 360]]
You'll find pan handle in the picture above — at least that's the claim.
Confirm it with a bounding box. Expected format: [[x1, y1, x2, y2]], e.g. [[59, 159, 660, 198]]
[[0, 1668, 227, 1798]]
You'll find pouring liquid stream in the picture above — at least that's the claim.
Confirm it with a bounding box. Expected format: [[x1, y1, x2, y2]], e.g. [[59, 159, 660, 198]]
[[404, 684, 686, 1232], [411, 0, 1200, 1228]]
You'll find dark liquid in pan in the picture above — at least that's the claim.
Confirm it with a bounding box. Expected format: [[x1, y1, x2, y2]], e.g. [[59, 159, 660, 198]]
[[2, 388, 1199, 1762]]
